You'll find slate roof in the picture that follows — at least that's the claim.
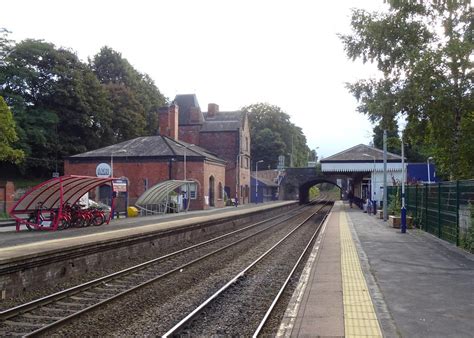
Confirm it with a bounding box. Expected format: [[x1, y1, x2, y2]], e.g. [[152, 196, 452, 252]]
[[200, 120, 241, 132], [320, 144, 403, 162], [174, 93, 245, 133], [203, 111, 243, 121], [201, 111, 244, 132], [68, 135, 226, 164]]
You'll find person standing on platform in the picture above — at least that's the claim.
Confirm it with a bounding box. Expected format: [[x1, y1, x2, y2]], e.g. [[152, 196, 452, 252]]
[[348, 189, 354, 208]]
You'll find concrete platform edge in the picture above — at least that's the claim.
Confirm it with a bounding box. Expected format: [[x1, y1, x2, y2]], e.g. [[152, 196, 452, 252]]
[[345, 208, 400, 338], [277, 206, 332, 337]]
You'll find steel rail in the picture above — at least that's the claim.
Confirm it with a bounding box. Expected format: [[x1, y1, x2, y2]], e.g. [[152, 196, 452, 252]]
[[252, 202, 332, 337], [0, 200, 316, 321], [1, 201, 324, 336], [162, 201, 331, 337]]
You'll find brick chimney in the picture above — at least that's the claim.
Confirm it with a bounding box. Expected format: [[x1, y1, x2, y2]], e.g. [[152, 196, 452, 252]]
[[207, 103, 219, 118], [158, 104, 179, 140]]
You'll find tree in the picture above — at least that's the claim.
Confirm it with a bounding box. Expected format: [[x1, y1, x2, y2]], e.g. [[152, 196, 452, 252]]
[[252, 128, 286, 167], [372, 125, 400, 155], [0, 96, 24, 163], [104, 83, 146, 141], [242, 103, 311, 168], [0, 28, 12, 66], [90, 47, 167, 138], [0, 39, 112, 175], [340, 1, 473, 179]]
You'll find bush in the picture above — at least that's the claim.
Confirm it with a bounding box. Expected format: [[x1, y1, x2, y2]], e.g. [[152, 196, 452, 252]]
[[460, 203, 474, 253], [388, 186, 401, 216]]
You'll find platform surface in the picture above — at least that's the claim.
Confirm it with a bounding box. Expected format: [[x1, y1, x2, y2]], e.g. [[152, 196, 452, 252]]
[[0, 201, 295, 263], [282, 201, 474, 337]]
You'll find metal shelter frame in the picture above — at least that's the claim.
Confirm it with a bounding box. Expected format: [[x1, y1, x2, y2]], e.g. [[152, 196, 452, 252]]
[[135, 180, 194, 215], [10, 175, 115, 232]]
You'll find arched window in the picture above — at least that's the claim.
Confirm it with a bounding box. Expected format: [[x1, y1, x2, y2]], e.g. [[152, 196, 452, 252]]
[[218, 182, 223, 199], [209, 176, 215, 207]]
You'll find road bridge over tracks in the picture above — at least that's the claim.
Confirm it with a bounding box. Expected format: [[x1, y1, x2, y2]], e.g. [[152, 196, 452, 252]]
[[279, 144, 406, 205], [279, 168, 351, 203]]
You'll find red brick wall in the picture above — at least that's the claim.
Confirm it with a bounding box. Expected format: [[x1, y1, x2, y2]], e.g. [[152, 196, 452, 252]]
[[65, 160, 171, 205], [199, 131, 238, 198], [178, 112, 252, 205], [253, 169, 278, 181], [240, 116, 251, 203], [169, 104, 179, 140], [0, 181, 15, 213], [173, 160, 225, 210], [203, 161, 226, 209], [65, 158, 225, 210], [198, 126, 251, 204], [178, 125, 201, 145], [159, 105, 179, 140]]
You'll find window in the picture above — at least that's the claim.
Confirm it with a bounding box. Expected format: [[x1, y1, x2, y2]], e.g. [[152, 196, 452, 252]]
[[218, 182, 223, 199], [144, 178, 148, 191], [182, 183, 197, 199]]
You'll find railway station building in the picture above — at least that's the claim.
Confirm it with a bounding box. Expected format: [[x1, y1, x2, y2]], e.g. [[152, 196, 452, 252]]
[[65, 94, 251, 211], [174, 94, 251, 205], [64, 104, 228, 211], [320, 144, 404, 207]]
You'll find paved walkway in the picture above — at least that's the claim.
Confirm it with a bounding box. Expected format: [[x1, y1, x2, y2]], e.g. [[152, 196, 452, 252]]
[[281, 201, 474, 337], [348, 205, 474, 338]]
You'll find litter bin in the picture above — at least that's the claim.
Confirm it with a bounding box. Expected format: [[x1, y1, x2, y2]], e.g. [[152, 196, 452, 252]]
[[127, 206, 139, 217]]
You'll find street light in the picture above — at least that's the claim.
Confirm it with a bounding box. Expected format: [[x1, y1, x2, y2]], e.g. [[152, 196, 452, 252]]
[[111, 149, 127, 178], [176, 143, 195, 181], [427, 156, 433, 184], [401, 135, 407, 233], [236, 153, 245, 203], [363, 153, 376, 214], [255, 160, 264, 203]]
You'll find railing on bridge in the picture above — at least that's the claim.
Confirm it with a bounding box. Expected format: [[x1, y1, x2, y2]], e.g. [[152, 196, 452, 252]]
[[387, 180, 474, 252]]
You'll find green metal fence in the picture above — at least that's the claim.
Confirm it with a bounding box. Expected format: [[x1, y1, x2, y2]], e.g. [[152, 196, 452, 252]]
[[387, 180, 474, 252]]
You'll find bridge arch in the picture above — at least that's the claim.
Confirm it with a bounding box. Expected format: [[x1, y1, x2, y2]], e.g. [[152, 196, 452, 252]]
[[299, 179, 341, 204], [279, 168, 350, 204]]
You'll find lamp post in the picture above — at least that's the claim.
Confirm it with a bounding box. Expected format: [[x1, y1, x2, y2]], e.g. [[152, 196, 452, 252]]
[[111, 149, 127, 178], [255, 160, 264, 203], [401, 136, 407, 233], [183, 144, 195, 181], [236, 153, 244, 203], [176, 143, 194, 181], [383, 130, 388, 221], [427, 156, 433, 184]]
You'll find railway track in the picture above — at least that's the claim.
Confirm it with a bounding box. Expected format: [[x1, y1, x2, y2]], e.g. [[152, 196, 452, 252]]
[[0, 197, 330, 336], [163, 201, 333, 337]]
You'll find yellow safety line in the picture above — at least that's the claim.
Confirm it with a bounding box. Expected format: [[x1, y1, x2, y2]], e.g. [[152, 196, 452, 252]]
[[340, 211, 383, 337]]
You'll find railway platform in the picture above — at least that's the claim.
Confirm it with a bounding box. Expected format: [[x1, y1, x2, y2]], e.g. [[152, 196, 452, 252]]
[[281, 201, 474, 338], [0, 200, 296, 259], [1, 200, 473, 337]]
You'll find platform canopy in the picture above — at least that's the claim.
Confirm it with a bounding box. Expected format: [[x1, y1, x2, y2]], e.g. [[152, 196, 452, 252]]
[[135, 180, 194, 210], [11, 175, 113, 213]]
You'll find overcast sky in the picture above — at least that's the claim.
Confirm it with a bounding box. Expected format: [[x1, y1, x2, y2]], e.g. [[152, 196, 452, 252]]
[[2, 0, 388, 159]]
